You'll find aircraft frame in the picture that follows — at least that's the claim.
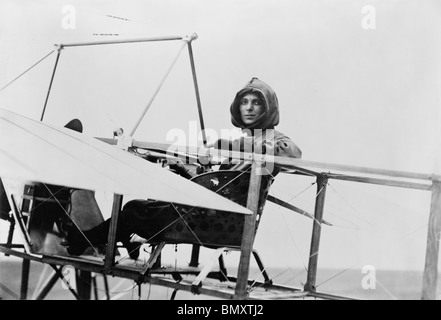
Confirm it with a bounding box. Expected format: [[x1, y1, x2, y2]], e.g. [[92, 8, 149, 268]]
[[0, 33, 440, 301]]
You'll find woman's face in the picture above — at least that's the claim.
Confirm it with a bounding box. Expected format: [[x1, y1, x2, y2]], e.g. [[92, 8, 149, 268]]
[[239, 93, 265, 126]]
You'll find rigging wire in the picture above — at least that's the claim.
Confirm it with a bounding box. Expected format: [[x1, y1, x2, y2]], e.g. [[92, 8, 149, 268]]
[[32, 263, 51, 300], [248, 267, 307, 293], [0, 50, 55, 93], [265, 173, 384, 292], [25, 186, 71, 214], [327, 182, 383, 231], [374, 277, 398, 300], [42, 183, 102, 258], [277, 207, 309, 272], [315, 263, 358, 288], [308, 180, 430, 296], [328, 181, 431, 240], [170, 203, 204, 247], [93, 278, 137, 299], [261, 167, 321, 277], [116, 168, 252, 264], [0, 282, 19, 300]]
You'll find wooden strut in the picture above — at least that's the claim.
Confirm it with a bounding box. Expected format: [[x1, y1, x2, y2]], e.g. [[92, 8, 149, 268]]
[[76, 269, 92, 300], [422, 181, 441, 300], [104, 194, 123, 273], [187, 35, 206, 267], [187, 38, 207, 147], [51, 265, 82, 300], [33, 269, 60, 300], [20, 259, 30, 300], [304, 174, 328, 293], [235, 160, 263, 299]]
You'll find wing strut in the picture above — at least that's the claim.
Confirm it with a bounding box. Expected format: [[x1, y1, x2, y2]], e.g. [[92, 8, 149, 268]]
[[304, 174, 328, 293], [422, 180, 441, 300], [187, 36, 207, 147], [235, 160, 263, 299], [40, 46, 62, 121]]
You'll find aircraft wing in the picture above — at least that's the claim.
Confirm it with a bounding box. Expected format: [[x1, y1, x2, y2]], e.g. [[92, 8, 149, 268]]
[[0, 108, 251, 215]]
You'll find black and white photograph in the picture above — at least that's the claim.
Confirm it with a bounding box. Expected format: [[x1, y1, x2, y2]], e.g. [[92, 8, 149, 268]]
[[0, 0, 440, 302]]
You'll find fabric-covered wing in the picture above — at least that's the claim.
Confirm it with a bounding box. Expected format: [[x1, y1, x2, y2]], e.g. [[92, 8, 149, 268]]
[[0, 108, 251, 215]]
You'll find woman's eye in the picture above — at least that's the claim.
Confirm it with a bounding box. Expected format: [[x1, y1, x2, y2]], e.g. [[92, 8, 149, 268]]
[[253, 99, 263, 106], [240, 99, 248, 105]]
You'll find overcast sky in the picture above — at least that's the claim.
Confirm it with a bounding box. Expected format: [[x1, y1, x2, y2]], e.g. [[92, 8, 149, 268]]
[[1, 0, 441, 293]]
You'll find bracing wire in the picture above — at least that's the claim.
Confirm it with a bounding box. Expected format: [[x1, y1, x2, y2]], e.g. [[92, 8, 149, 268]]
[[327, 182, 382, 231], [116, 168, 253, 264], [328, 181, 430, 240], [0, 282, 19, 300], [42, 183, 102, 258], [0, 50, 55, 93], [315, 263, 358, 288]]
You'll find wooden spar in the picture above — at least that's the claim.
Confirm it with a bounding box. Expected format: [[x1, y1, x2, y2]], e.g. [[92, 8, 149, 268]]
[[304, 174, 328, 292], [268, 155, 435, 182], [98, 140, 436, 184], [235, 160, 263, 299], [59, 35, 186, 48], [104, 194, 123, 273], [327, 173, 432, 191], [422, 181, 441, 300], [20, 259, 30, 300], [187, 37, 207, 147], [129, 41, 188, 136], [40, 46, 62, 121]]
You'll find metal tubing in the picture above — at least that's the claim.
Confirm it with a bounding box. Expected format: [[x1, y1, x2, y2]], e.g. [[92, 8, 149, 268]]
[[50, 265, 81, 300], [60, 35, 185, 48], [187, 41, 207, 146], [41, 47, 62, 121]]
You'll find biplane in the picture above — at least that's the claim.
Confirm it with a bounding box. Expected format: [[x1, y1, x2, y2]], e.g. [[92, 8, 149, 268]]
[[0, 34, 440, 300]]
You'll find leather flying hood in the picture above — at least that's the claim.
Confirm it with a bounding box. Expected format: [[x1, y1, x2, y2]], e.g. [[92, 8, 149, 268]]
[[230, 77, 280, 131]]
